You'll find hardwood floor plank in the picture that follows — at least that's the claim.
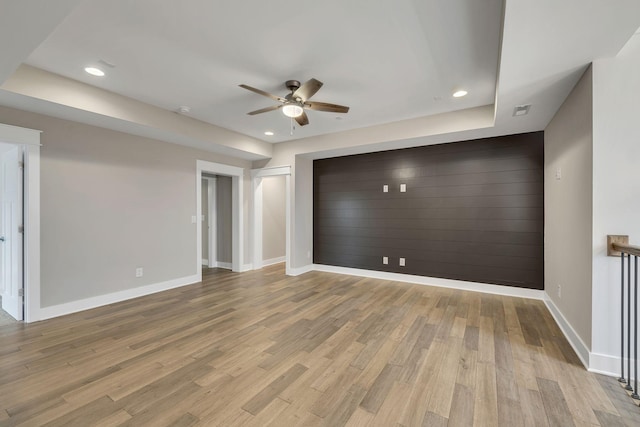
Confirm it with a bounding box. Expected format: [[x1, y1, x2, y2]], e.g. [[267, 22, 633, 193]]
[[320, 384, 367, 427], [360, 364, 401, 413], [344, 407, 375, 426], [537, 377, 577, 427], [41, 396, 119, 427], [473, 362, 499, 426], [447, 383, 474, 427], [165, 412, 199, 427], [518, 386, 550, 427], [241, 363, 307, 416]]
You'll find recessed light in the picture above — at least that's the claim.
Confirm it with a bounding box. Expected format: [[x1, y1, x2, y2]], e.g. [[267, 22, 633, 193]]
[[453, 90, 468, 98], [84, 67, 105, 77], [264, 131, 274, 136]]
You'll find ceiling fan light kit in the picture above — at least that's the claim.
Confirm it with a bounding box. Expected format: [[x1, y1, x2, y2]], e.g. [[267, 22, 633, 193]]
[[282, 104, 304, 118], [239, 78, 349, 127]]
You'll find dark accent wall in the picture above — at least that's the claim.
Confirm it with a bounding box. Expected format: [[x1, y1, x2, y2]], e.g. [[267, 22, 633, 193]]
[[313, 132, 544, 290]]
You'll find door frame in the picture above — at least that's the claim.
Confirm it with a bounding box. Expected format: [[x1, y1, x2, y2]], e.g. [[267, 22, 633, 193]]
[[196, 160, 243, 280], [251, 165, 291, 274], [0, 123, 40, 323]]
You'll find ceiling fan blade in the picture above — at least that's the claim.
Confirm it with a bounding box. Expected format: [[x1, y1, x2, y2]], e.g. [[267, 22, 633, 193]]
[[295, 111, 309, 126], [247, 105, 282, 115], [292, 78, 323, 101], [304, 101, 350, 114], [239, 84, 286, 103]]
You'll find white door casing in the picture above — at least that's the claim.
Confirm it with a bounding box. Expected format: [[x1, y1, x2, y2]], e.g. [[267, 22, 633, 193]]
[[196, 160, 243, 280], [1, 146, 23, 320]]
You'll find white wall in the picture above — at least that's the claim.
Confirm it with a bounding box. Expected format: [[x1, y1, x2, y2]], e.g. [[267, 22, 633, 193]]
[[544, 66, 593, 352], [261, 175, 286, 262], [591, 33, 640, 372], [0, 105, 251, 310]]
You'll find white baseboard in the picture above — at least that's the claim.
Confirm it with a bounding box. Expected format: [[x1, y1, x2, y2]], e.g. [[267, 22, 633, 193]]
[[287, 264, 314, 276], [241, 263, 253, 272], [202, 258, 209, 267], [589, 352, 620, 377], [263, 256, 285, 267], [216, 262, 232, 270], [35, 274, 200, 322], [543, 293, 590, 369], [312, 264, 545, 300]]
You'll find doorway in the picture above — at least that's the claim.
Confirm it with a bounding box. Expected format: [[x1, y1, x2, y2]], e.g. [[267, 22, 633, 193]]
[[0, 122, 40, 323], [201, 174, 233, 269], [196, 160, 244, 281], [251, 166, 291, 273]]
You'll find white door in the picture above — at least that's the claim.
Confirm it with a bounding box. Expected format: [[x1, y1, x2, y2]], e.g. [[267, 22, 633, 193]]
[[0, 146, 23, 320]]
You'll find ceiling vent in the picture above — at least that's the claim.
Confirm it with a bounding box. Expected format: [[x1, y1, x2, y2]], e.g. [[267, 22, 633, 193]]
[[513, 104, 531, 117]]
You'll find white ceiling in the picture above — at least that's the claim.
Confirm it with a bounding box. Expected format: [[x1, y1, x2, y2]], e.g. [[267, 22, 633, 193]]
[[1, 0, 639, 153], [22, 0, 502, 143]]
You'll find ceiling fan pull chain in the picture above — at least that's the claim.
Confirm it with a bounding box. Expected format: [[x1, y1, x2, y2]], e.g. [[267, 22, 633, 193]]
[[290, 117, 295, 135]]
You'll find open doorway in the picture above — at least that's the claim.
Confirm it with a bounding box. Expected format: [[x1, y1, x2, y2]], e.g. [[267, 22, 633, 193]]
[[196, 160, 243, 281], [201, 174, 232, 270], [260, 176, 286, 266], [252, 166, 291, 273]]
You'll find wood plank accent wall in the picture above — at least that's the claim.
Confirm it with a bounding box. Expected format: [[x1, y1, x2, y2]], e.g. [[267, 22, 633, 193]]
[[313, 131, 544, 290]]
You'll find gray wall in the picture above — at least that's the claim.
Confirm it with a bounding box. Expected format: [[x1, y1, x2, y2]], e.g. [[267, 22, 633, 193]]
[[201, 178, 208, 261], [262, 175, 286, 262], [0, 105, 251, 307], [544, 66, 593, 348], [216, 175, 232, 264]]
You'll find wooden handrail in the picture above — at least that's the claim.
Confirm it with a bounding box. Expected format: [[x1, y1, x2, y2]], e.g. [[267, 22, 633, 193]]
[[612, 242, 640, 258]]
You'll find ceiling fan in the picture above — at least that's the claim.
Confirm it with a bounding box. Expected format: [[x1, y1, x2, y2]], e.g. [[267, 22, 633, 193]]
[[239, 78, 349, 126]]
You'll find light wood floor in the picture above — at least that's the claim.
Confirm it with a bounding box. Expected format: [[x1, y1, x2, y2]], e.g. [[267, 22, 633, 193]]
[[1, 265, 638, 426]]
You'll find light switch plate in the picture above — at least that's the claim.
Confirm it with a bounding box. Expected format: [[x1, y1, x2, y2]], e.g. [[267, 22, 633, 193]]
[[383, 185, 389, 193], [382, 256, 389, 265], [399, 257, 405, 266], [191, 215, 197, 224]]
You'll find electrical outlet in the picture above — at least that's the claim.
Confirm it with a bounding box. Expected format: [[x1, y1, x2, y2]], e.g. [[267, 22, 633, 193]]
[[555, 168, 562, 180], [191, 215, 197, 224], [400, 184, 407, 192], [383, 184, 389, 193], [557, 284, 561, 299], [136, 267, 143, 278], [399, 257, 405, 267], [382, 256, 389, 265]]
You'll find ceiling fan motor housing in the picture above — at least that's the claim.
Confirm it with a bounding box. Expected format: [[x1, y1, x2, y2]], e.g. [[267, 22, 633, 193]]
[[285, 80, 301, 92]]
